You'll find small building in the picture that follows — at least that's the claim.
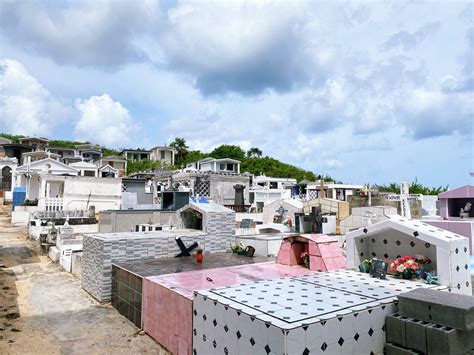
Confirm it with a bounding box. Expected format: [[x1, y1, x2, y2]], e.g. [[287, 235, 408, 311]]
[[47, 147, 77, 163], [99, 156, 127, 177], [305, 181, 364, 201], [120, 149, 151, 161], [19, 136, 49, 150], [15, 158, 79, 201], [150, 146, 176, 165], [346, 216, 471, 295], [121, 178, 154, 209], [21, 151, 61, 165], [0, 137, 12, 145], [249, 175, 296, 211], [186, 157, 240, 173], [69, 161, 98, 177], [2, 143, 34, 162], [75, 143, 102, 162]]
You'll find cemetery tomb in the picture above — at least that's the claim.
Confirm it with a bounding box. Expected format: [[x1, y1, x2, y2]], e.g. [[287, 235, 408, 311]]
[[193, 270, 445, 355], [143, 261, 315, 355], [276, 234, 346, 272], [81, 229, 234, 302], [346, 216, 472, 295], [111, 253, 271, 328]]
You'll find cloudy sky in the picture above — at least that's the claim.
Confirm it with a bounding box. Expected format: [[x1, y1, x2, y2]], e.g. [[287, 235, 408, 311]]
[[0, 0, 472, 187]]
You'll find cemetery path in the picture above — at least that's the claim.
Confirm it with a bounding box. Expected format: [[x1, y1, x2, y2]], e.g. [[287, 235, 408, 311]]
[[0, 206, 169, 355]]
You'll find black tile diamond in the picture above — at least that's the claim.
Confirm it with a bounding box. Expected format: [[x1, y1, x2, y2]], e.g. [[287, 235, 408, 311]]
[[371, 238, 375, 243], [410, 241, 415, 247], [425, 243, 431, 248], [193, 329, 197, 336], [224, 347, 228, 355], [265, 345, 271, 354], [321, 342, 328, 351], [396, 240, 401, 246], [212, 340, 217, 348], [303, 348, 310, 355], [383, 239, 388, 244], [371, 252, 376, 257], [202, 334, 206, 342], [236, 330, 241, 339], [193, 349, 197, 355], [413, 231, 419, 237], [224, 324, 229, 332], [456, 266, 460, 272], [203, 314, 207, 321], [193, 310, 197, 316], [455, 248, 459, 254], [250, 338, 255, 346], [368, 328, 374, 336], [363, 228, 368, 234], [354, 333, 359, 341], [384, 253, 389, 259], [360, 252, 364, 257], [338, 337, 344, 346], [464, 247, 468, 253]]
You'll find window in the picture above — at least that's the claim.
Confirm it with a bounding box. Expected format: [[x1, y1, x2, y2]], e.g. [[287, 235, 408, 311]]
[[84, 170, 95, 177], [220, 163, 226, 170], [160, 151, 165, 160], [227, 164, 234, 171]]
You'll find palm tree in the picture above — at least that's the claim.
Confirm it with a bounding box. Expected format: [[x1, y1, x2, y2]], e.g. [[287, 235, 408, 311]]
[[247, 147, 263, 158], [169, 137, 189, 163]]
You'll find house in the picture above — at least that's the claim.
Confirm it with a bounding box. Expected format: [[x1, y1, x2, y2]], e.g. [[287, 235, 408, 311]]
[[120, 149, 151, 161], [99, 164, 120, 178], [75, 143, 102, 162], [14, 158, 121, 212], [303, 181, 364, 201], [0, 137, 12, 145], [19, 136, 49, 150], [21, 151, 60, 165], [98, 156, 127, 177], [186, 157, 240, 173], [47, 147, 77, 163], [69, 161, 98, 177], [150, 146, 176, 165], [1, 143, 33, 162], [154, 169, 250, 206], [249, 175, 296, 210]]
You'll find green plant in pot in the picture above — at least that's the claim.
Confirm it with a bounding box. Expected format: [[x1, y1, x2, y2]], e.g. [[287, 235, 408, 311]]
[[358, 259, 372, 273]]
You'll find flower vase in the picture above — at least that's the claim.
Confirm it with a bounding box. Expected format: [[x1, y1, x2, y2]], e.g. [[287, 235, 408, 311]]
[[402, 269, 413, 280], [359, 263, 370, 273]]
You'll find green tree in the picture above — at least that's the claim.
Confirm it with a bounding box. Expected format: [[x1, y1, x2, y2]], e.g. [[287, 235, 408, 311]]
[[247, 147, 263, 158], [169, 137, 189, 164], [376, 178, 448, 195], [127, 159, 168, 175], [210, 144, 246, 161]]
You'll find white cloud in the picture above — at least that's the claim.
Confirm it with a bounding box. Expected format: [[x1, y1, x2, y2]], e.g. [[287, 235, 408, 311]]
[[74, 94, 137, 148], [0, 58, 69, 135]]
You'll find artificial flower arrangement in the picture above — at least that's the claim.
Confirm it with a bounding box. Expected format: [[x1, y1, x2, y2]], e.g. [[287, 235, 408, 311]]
[[300, 251, 310, 268], [231, 241, 245, 255], [390, 255, 432, 279]]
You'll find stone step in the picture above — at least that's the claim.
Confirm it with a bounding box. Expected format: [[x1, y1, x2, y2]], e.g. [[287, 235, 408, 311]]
[[0, 225, 28, 233], [397, 288, 474, 331]]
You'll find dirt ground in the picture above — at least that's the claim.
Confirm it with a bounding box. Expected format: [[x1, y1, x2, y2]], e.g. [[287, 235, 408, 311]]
[[0, 206, 170, 355]]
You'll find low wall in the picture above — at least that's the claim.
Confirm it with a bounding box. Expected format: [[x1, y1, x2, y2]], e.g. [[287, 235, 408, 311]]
[[11, 206, 38, 225], [29, 223, 99, 240], [99, 209, 177, 233]]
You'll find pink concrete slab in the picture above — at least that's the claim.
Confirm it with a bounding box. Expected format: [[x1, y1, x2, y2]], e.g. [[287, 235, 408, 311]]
[[309, 255, 327, 271], [142, 261, 316, 354], [318, 242, 343, 258], [309, 241, 321, 256], [438, 185, 474, 199]]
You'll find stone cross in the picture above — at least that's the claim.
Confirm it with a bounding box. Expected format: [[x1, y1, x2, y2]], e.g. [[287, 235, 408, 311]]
[[387, 182, 421, 219], [275, 205, 288, 217]]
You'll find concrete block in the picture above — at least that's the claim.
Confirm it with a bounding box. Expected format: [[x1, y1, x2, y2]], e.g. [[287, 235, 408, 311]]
[[397, 288, 474, 330], [426, 324, 474, 355], [385, 342, 419, 355], [386, 314, 407, 348], [48, 246, 60, 263], [405, 318, 429, 354]]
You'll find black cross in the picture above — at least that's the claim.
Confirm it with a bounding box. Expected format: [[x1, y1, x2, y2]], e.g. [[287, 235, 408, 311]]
[[175, 237, 199, 257], [275, 205, 288, 217]]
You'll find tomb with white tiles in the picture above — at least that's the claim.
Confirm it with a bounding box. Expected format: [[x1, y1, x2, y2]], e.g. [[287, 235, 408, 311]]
[[346, 216, 472, 295]]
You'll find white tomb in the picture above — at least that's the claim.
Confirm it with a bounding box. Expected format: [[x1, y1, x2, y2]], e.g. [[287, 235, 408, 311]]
[[346, 216, 472, 295]]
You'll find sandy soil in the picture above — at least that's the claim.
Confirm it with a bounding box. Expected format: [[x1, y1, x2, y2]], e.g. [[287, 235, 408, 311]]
[[0, 206, 170, 355]]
